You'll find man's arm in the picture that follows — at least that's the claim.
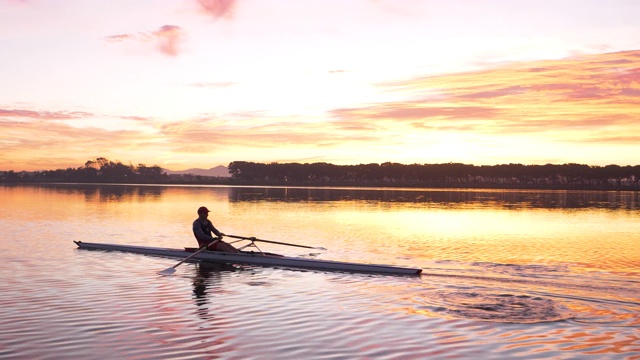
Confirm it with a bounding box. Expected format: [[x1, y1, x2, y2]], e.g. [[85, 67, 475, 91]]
[[211, 224, 224, 238], [193, 220, 218, 242], [209, 221, 224, 238]]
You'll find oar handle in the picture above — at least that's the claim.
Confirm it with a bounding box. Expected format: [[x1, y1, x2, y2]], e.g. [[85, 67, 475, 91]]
[[226, 234, 326, 250]]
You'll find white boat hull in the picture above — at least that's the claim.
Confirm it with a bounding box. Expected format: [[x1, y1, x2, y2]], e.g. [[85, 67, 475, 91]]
[[74, 241, 422, 275]]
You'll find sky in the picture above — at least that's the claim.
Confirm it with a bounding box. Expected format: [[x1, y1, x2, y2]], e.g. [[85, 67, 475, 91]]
[[1, 0, 639, 171]]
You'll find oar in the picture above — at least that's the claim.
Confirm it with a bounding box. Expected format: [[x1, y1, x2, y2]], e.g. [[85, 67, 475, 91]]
[[157, 239, 219, 276], [226, 234, 327, 250]]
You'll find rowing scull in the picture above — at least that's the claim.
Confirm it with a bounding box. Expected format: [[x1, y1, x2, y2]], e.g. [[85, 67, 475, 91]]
[[74, 241, 422, 275]]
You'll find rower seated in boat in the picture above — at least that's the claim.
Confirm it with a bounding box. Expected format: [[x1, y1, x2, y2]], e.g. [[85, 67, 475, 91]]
[[193, 206, 239, 253]]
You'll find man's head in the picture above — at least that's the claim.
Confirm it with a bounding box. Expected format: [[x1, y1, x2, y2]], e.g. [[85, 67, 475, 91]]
[[197, 206, 210, 217]]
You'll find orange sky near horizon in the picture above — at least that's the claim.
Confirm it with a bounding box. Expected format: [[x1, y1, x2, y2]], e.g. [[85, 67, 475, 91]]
[[1, 1, 639, 171]]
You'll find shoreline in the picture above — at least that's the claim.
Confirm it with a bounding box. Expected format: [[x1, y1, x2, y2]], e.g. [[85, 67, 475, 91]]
[[2, 179, 639, 192]]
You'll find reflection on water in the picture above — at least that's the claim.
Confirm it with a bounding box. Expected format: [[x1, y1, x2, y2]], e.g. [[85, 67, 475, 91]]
[[1, 184, 639, 359], [5, 183, 167, 202], [8, 183, 639, 209], [229, 186, 640, 209], [191, 263, 237, 320]]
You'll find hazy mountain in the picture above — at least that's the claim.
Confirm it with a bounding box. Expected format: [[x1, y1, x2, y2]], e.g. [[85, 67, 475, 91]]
[[163, 165, 230, 177]]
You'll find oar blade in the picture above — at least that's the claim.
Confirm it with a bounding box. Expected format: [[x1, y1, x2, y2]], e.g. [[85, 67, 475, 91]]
[[157, 267, 176, 276]]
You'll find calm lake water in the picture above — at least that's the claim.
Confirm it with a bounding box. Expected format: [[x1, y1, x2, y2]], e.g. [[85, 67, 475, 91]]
[[1, 184, 639, 359]]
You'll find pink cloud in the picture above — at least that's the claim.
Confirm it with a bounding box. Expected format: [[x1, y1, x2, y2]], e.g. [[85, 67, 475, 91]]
[[0, 108, 92, 120], [122, 115, 153, 122], [153, 25, 183, 56], [0, 110, 168, 171], [104, 34, 135, 42], [332, 105, 500, 121], [157, 116, 376, 154], [197, 0, 236, 19], [577, 135, 640, 144], [457, 86, 527, 100], [104, 25, 184, 56], [328, 50, 640, 143]]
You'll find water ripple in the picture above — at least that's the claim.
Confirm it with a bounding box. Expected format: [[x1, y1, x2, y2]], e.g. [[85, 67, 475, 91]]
[[2, 185, 640, 359]]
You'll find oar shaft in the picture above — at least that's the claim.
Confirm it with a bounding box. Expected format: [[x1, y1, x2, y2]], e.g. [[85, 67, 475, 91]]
[[226, 234, 325, 250], [170, 245, 207, 269], [158, 239, 219, 275]]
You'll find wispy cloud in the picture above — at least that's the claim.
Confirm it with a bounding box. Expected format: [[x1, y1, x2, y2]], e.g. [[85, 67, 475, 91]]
[[578, 135, 640, 144], [196, 0, 236, 19], [104, 25, 184, 56], [0, 116, 163, 171], [333, 105, 501, 121], [3, 51, 639, 170], [68, 115, 338, 165], [104, 34, 137, 43], [101, 0, 238, 62], [0, 108, 93, 120], [331, 50, 640, 143], [157, 113, 380, 156]]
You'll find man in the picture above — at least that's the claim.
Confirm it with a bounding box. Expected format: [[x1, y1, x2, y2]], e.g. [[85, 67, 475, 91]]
[[192, 206, 240, 253]]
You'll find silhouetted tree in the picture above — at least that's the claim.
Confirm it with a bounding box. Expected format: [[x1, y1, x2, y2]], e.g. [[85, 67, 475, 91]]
[[224, 161, 640, 189]]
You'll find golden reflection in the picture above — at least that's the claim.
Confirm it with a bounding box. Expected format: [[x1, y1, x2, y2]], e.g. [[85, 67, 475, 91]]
[[1, 184, 639, 359], [326, 203, 640, 273], [5, 184, 639, 275]]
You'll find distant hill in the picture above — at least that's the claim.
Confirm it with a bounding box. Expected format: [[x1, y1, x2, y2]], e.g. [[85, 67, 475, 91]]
[[163, 165, 229, 177]]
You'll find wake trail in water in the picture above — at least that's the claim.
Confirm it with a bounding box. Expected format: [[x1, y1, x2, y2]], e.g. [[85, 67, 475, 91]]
[[411, 261, 640, 324]]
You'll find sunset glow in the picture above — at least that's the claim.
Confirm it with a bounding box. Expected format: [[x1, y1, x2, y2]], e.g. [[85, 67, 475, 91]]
[[1, 0, 639, 171]]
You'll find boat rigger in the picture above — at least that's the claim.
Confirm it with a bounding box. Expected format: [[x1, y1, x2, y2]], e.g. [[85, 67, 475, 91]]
[[73, 241, 422, 275]]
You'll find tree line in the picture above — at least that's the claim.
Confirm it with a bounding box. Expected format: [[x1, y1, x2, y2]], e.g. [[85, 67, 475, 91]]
[[227, 161, 640, 189], [1, 157, 168, 183], [3, 158, 640, 189]]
